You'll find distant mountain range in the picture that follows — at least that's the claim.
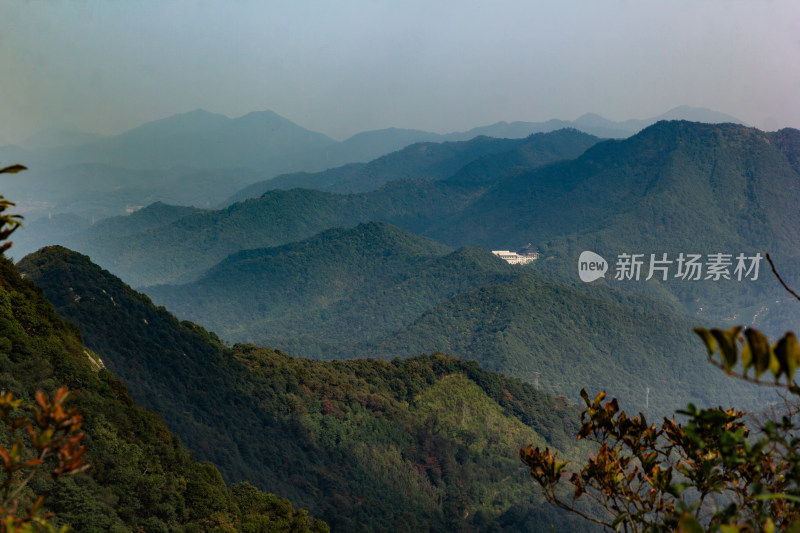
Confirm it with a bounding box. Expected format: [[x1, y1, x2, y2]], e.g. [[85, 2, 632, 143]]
[[7, 105, 744, 165], [1, 105, 743, 224], [224, 127, 603, 201], [224, 135, 527, 201], [26, 121, 798, 284], [17, 120, 800, 354], [11, 128, 599, 278], [11, 118, 799, 406]]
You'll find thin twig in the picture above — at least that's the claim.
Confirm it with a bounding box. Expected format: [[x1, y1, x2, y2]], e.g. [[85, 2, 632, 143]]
[[706, 358, 799, 392], [766, 253, 800, 303], [4, 447, 49, 507], [549, 494, 616, 529]]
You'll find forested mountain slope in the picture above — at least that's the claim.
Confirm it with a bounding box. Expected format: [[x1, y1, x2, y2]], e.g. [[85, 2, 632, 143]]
[[19, 245, 593, 532], [0, 254, 326, 532], [140, 222, 777, 418], [42, 128, 599, 286], [226, 129, 599, 200], [145, 222, 516, 355], [36, 122, 800, 299], [429, 122, 800, 252]]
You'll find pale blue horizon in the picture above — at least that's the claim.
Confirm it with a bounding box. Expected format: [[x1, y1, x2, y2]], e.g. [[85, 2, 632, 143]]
[[1, 0, 798, 143]]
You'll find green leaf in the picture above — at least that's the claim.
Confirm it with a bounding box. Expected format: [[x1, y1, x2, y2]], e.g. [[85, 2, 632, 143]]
[[745, 328, 771, 378], [0, 164, 27, 174], [711, 327, 741, 371], [754, 492, 800, 503], [611, 512, 627, 530], [693, 328, 717, 359], [769, 346, 781, 378], [741, 342, 752, 372], [678, 513, 704, 533], [773, 332, 800, 382]]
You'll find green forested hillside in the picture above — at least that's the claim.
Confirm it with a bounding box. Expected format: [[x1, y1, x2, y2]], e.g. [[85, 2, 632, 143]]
[[0, 255, 326, 532], [142, 220, 775, 417], [75, 188, 369, 285], [226, 135, 524, 200], [83, 201, 201, 238], [7, 118, 789, 531], [146, 222, 517, 356], [23, 121, 795, 418], [227, 163, 367, 202], [429, 122, 800, 253], [433, 122, 800, 323], [19, 245, 594, 532], [45, 128, 600, 286], [359, 272, 776, 416], [226, 130, 594, 199]]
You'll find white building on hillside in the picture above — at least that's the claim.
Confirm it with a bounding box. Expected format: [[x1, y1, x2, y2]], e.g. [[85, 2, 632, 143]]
[[491, 243, 541, 265]]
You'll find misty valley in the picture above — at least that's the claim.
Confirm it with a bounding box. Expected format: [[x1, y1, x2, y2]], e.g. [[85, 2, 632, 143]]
[[2, 106, 800, 532]]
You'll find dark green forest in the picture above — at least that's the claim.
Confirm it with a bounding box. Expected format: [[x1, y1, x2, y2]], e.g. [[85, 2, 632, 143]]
[[139, 221, 776, 417], [0, 254, 327, 532], [145, 222, 516, 352], [18, 246, 595, 532]]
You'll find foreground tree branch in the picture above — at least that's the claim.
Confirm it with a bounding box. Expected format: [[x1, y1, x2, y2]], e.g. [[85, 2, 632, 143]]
[[521, 320, 800, 532], [0, 388, 88, 533]]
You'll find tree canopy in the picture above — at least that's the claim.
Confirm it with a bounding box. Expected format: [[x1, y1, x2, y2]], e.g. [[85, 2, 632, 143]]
[[521, 283, 800, 532]]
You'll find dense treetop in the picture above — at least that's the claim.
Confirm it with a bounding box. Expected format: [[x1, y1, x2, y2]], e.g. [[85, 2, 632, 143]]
[[1, 252, 327, 532], [19, 245, 595, 532]]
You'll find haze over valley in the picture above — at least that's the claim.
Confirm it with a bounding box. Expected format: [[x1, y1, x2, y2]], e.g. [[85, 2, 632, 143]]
[[2, 1, 799, 531]]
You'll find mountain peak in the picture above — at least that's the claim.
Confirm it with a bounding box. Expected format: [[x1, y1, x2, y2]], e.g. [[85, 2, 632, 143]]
[[632, 118, 754, 140], [300, 220, 453, 258], [117, 108, 230, 139], [17, 245, 94, 282], [573, 113, 614, 127], [653, 105, 745, 125], [183, 108, 220, 116], [234, 109, 284, 122]]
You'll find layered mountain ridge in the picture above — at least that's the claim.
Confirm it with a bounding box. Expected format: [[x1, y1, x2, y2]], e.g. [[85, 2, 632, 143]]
[[17, 245, 591, 532], [137, 222, 776, 417], [1, 105, 743, 225], [0, 253, 327, 532]]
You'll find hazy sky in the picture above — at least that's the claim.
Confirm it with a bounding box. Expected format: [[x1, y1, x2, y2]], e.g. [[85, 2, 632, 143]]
[[1, 0, 799, 143]]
